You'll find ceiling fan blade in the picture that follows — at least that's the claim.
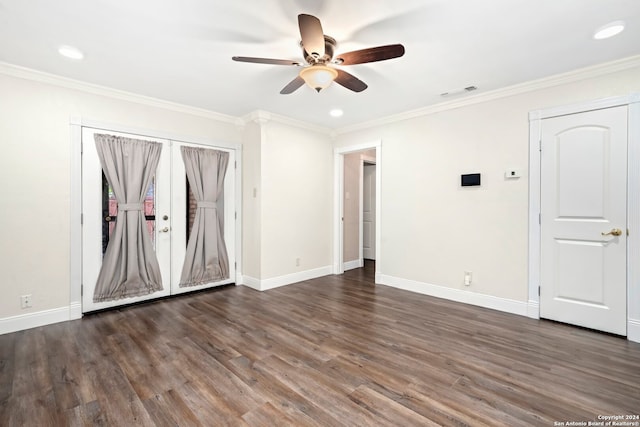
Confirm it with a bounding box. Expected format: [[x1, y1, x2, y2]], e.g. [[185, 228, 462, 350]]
[[232, 56, 302, 66], [335, 69, 368, 93], [280, 76, 305, 94], [336, 44, 405, 65], [298, 14, 325, 58]]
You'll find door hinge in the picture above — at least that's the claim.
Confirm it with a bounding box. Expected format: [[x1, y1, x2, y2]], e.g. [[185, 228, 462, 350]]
[[538, 286, 540, 296], [235, 161, 237, 169], [235, 211, 237, 220], [81, 284, 83, 297], [538, 213, 541, 225], [80, 213, 84, 225], [539, 140, 542, 152], [234, 261, 237, 269]]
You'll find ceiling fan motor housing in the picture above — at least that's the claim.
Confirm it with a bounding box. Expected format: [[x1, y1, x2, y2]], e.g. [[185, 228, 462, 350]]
[[301, 35, 336, 64]]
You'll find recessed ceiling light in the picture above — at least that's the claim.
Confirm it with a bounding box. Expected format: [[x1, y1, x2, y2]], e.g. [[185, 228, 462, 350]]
[[58, 45, 84, 60], [593, 21, 625, 40], [329, 109, 344, 118]]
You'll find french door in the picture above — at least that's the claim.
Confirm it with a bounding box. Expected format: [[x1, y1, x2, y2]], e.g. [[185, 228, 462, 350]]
[[81, 127, 236, 312]]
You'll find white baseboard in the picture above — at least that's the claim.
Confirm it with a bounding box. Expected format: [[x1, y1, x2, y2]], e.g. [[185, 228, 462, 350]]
[[628, 319, 640, 343], [379, 274, 528, 317], [240, 275, 262, 291], [69, 301, 83, 320], [527, 300, 540, 319], [0, 306, 79, 335], [343, 259, 363, 271], [241, 265, 332, 291]]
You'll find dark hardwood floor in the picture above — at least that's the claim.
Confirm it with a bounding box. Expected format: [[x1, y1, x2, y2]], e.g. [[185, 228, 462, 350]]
[[1, 261, 639, 426]]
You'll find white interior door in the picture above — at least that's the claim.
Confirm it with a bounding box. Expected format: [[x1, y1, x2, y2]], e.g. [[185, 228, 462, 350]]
[[363, 163, 376, 260], [540, 105, 628, 335], [82, 129, 236, 312]]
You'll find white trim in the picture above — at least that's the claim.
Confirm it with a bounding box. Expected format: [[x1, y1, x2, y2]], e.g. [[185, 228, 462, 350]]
[[528, 115, 542, 311], [333, 152, 345, 275], [0, 62, 237, 125], [529, 93, 640, 341], [628, 96, 640, 340], [241, 110, 332, 135], [360, 154, 376, 263], [69, 302, 82, 320], [343, 259, 363, 271], [71, 117, 239, 150], [358, 158, 364, 265], [379, 275, 528, 317], [240, 275, 261, 291], [70, 120, 83, 315], [333, 140, 382, 280], [0, 306, 77, 335], [628, 319, 640, 343], [336, 55, 640, 134], [240, 266, 332, 291], [529, 94, 638, 120], [527, 301, 540, 319], [234, 144, 244, 285]]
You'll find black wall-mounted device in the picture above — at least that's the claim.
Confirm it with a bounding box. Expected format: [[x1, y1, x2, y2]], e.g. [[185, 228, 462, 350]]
[[461, 173, 481, 186]]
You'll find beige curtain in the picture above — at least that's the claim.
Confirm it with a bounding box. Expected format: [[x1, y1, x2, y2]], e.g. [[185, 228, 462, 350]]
[[180, 146, 229, 287], [93, 134, 163, 302]]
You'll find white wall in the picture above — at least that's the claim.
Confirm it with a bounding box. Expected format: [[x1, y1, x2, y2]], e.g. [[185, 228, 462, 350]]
[[335, 65, 640, 307], [261, 120, 333, 280], [0, 69, 240, 325], [240, 115, 334, 288]]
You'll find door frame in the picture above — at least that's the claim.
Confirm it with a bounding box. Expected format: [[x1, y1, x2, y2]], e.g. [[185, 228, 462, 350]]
[[528, 93, 640, 342], [70, 117, 242, 316], [333, 140, 381, 281], [360, 156, 376, 263]]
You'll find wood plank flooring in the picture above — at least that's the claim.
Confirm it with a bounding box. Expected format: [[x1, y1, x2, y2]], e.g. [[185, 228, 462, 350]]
[[1, 261, 639, 426]]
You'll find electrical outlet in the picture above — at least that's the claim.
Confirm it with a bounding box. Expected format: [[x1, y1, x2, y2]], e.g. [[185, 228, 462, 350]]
[[464, 272, 472, 286], [20, 294, 32, 309]]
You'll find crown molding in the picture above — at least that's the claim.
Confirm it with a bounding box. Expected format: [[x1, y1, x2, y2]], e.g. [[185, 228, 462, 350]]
[[335, 55, 640, 135], [240, 110, 332, 135], [0, 61, 238, 125]]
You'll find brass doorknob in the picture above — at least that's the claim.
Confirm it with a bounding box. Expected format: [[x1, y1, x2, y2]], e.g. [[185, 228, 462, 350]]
[[602, 228, 622, 236]]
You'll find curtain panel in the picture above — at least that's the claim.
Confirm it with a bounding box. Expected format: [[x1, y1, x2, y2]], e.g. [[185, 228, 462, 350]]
[[93, 134, 163, 302], [180, 146, 230, 287]]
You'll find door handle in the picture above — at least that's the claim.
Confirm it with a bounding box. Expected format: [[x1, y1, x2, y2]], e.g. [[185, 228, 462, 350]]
[[159, 227, 170, 233], [601, 228, 622, 236]]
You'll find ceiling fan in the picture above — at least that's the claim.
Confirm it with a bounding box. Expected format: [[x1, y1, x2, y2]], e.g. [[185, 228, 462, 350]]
[[232, 14, 405, 94]]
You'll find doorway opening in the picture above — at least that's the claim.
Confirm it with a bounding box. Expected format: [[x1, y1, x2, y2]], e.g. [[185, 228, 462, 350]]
[[334, 140, 381, 281]]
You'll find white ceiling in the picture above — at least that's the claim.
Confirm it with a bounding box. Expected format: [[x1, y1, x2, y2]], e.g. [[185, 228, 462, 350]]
[[1, 0, 639, 129]]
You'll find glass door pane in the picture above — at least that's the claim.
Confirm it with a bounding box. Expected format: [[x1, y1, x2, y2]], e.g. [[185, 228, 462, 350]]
[[102, 173, 157, 255]]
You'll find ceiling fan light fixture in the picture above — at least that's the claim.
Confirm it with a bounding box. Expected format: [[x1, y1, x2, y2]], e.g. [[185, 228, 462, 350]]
[[299, 65, 338, 92]]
